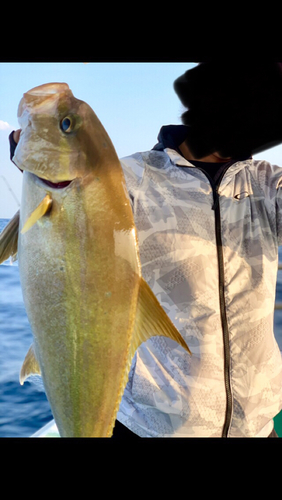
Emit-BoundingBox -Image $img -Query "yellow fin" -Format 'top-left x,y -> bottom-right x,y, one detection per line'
130,277 -> 191,358
21,194 -> 52,234
20,344 -> 41,385
107,278 -> 192,437
0,210 -> 20,264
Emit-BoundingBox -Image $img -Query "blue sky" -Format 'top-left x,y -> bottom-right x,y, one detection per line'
1,62 -> 282,218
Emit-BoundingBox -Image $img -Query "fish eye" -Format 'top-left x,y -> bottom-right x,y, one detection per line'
60,116 -> 73,133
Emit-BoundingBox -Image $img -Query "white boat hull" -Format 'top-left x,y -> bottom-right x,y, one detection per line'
31,420 -> 60,437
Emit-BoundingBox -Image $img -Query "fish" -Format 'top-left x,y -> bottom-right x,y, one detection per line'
0,82 -> 191,437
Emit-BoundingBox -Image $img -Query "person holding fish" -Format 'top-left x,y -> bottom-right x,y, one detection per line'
4,62 -> 282,437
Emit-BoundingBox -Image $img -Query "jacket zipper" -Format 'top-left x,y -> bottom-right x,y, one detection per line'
195,165 -> 233,437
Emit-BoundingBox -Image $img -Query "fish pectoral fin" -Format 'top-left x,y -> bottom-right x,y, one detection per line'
21,194 -> 52,234
0,210 -> 19,264
130,277 -> 191,358
20,343 -> 41,385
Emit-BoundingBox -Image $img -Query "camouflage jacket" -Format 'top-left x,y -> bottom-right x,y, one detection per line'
117,126 -> 282,437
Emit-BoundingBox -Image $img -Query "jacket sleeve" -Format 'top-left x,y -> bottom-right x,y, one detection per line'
247,160 -> 282,246
276,178 -> 282,246
266,161 -> 282,246
120,153 -> 145,213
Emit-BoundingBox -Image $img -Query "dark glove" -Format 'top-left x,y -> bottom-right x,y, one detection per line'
9,131 -> 23,172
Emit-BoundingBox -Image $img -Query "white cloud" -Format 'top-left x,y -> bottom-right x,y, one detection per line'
0,120 -> 12,130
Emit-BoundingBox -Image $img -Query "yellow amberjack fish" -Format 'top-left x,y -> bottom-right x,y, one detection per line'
0,82 -> 191,437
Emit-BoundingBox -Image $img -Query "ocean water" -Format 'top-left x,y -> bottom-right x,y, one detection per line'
1,218 -> 282,437
0,219 -> 52,437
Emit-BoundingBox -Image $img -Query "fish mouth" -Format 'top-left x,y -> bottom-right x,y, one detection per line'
37,177 -> 74,189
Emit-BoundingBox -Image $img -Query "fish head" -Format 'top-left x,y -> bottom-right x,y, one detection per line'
13,82 -> 118,188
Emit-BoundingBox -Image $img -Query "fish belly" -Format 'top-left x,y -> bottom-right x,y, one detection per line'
18,172 -> 140,436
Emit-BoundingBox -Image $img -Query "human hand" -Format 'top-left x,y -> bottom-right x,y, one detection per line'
9,129 -> 23,171
13,129 -> 21,144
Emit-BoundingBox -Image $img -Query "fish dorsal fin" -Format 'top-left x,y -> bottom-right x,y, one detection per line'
20,343 -> 41,385
21,194 -> 52,234
130,277 -> 191,359
0,210 -> 20,264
